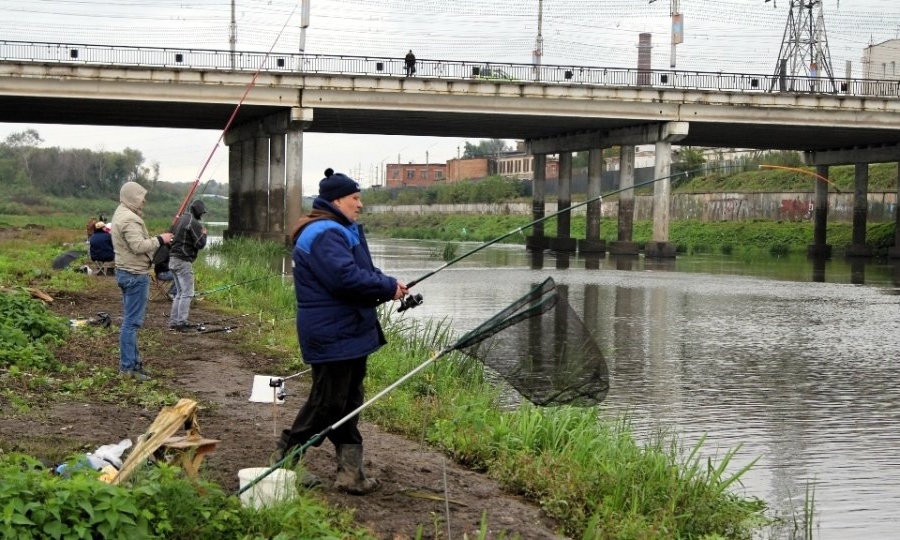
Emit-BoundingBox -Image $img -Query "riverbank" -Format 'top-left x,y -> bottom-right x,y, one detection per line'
361,212 -> 898,258
0,219 -> 777,538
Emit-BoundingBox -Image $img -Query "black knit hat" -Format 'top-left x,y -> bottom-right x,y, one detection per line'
318,169 -> 360,201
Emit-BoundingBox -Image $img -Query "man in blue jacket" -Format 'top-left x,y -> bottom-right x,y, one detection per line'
277,169 -> 407,495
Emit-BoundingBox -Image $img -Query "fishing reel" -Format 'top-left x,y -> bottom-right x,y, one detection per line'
268,377 -> 287,401
397,293 -> 424,313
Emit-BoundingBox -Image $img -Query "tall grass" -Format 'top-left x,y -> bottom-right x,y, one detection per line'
203,237 -> 772,537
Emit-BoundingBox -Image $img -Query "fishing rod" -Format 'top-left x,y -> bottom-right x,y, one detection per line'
758,164 -> 843,193
238,345 -> 453,497
406,164 -> 714,288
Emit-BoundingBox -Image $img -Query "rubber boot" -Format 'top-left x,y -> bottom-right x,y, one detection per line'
333,444 -> 379,495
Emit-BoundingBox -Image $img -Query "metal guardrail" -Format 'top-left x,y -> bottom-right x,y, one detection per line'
2,39 -> 900,98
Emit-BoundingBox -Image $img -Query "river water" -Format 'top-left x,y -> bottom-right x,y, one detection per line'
366,238 -> 900,539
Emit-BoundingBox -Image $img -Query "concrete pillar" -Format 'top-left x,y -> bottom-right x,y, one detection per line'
807,164 -> 832,258
549,152 -> 576,252
285,108 -> 313,246
252,130 -> 269,233
609,144 -> 639,255
267,133 -> 286,240
645,141 -> 677,258
235,138 -> 256,235
284,129 -> 303,244
579,148 -> 606,254
526,153 -> 547,250
891,161 -> 900,259
225,142 -> 243,239
846,162 -> 873,257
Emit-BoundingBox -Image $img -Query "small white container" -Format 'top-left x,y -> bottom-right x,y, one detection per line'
237,467 -> 298,509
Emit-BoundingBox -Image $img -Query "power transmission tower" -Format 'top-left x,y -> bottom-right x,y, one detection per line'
772,0 -> 836,92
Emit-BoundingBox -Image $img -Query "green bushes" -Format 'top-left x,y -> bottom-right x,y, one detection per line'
0,454 -> 369,540
0,292 -> 68,370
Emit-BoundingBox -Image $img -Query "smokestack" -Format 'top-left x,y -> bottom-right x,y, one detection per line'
637,33 -> 652,86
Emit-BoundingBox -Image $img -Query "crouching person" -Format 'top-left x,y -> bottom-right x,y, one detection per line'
277,169 -> 407,495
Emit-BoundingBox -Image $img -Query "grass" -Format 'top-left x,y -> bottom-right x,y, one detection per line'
2,216 -> 821,539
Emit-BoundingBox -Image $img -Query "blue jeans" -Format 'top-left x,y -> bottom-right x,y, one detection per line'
116,269 -> 150,372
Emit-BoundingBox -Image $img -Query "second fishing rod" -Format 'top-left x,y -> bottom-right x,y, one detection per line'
396,161 -> 826,309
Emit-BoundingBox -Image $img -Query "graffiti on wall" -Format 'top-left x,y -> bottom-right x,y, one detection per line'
708,198 -> 749,221
780,198 -> 814,221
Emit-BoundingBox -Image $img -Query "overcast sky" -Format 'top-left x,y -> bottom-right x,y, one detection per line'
1,0 -> 899,193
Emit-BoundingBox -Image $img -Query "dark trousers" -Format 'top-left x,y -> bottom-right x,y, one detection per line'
280,357 -> 367,451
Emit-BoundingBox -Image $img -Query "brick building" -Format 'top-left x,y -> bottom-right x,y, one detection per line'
446,158 -> 490,182
384,163 -> 448,188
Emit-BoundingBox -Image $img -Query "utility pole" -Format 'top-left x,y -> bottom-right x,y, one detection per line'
772,0 -> 836,92
299,0 -> 310,54
649,0 -> 682,68
229,0 -> 237,69
532,0 -> 543,81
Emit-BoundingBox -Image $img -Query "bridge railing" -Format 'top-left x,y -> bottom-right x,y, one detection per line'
2,39 -> 899,99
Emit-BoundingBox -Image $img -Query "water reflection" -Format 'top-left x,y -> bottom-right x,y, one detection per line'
369,238 -> 900,539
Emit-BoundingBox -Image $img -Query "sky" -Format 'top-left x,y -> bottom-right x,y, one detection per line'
1,0 -> 899,194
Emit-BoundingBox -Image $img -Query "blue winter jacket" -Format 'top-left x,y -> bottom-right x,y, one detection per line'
292,198 -> 397,363
89,230 -> 115,262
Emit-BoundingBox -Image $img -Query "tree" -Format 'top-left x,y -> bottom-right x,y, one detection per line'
462,139 -> 511,159
4,129 -> 43,183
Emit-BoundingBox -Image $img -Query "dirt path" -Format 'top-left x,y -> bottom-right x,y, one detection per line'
0,276 -> 566,539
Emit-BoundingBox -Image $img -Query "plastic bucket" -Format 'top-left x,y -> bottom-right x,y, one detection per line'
237,467 -> 298,509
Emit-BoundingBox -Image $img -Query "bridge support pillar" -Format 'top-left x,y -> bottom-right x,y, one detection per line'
891,161 -> 900,259
609,145 -> 639,256
224,108 -> 312,245
579,147 -> 607,254
251,129 -> 269,235
549,152 -> 577,252
846,163 -> 873,257
526,154 -> 548,250
645,141 -> 677,258
807,164 -> 833,258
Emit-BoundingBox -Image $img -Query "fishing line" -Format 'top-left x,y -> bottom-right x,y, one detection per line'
193,272 -> 290,297
758,164 -> 844,193
406,163 -> 736,288
171,2 -> 301,224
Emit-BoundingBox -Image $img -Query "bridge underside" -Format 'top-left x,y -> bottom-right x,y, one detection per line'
3,94 -> 900,153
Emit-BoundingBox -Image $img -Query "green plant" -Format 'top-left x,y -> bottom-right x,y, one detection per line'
0,292 -> 68,370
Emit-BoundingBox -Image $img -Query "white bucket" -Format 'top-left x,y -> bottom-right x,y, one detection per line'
238,467 -> 298,509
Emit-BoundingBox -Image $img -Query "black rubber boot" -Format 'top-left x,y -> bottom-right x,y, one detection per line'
333,444 -> 379,495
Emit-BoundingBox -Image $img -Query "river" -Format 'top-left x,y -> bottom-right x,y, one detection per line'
366,237 -> 900,539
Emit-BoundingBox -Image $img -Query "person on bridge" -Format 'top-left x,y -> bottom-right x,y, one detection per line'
404,50 -> 416,77
111,181 -> 173,382
277,168 -> 407,495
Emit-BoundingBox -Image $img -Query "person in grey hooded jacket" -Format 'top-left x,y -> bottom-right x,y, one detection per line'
168,199 -> 208,331
111,181 -> 173,381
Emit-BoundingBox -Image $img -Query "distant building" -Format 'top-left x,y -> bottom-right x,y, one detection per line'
495,152 -> 558,181
862,38 -> 900,81
446,157 -> 490,182
384,163 -> 448,188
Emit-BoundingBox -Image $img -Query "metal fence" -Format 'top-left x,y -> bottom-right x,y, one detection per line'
2,39 -> 899,98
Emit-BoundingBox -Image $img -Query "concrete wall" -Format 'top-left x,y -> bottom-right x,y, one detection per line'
367,191 -> 898,223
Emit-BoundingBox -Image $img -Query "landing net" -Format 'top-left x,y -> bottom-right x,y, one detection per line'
449,277 -> 609,407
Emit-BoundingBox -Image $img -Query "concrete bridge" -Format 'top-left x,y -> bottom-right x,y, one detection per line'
1,40 -> 899,257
